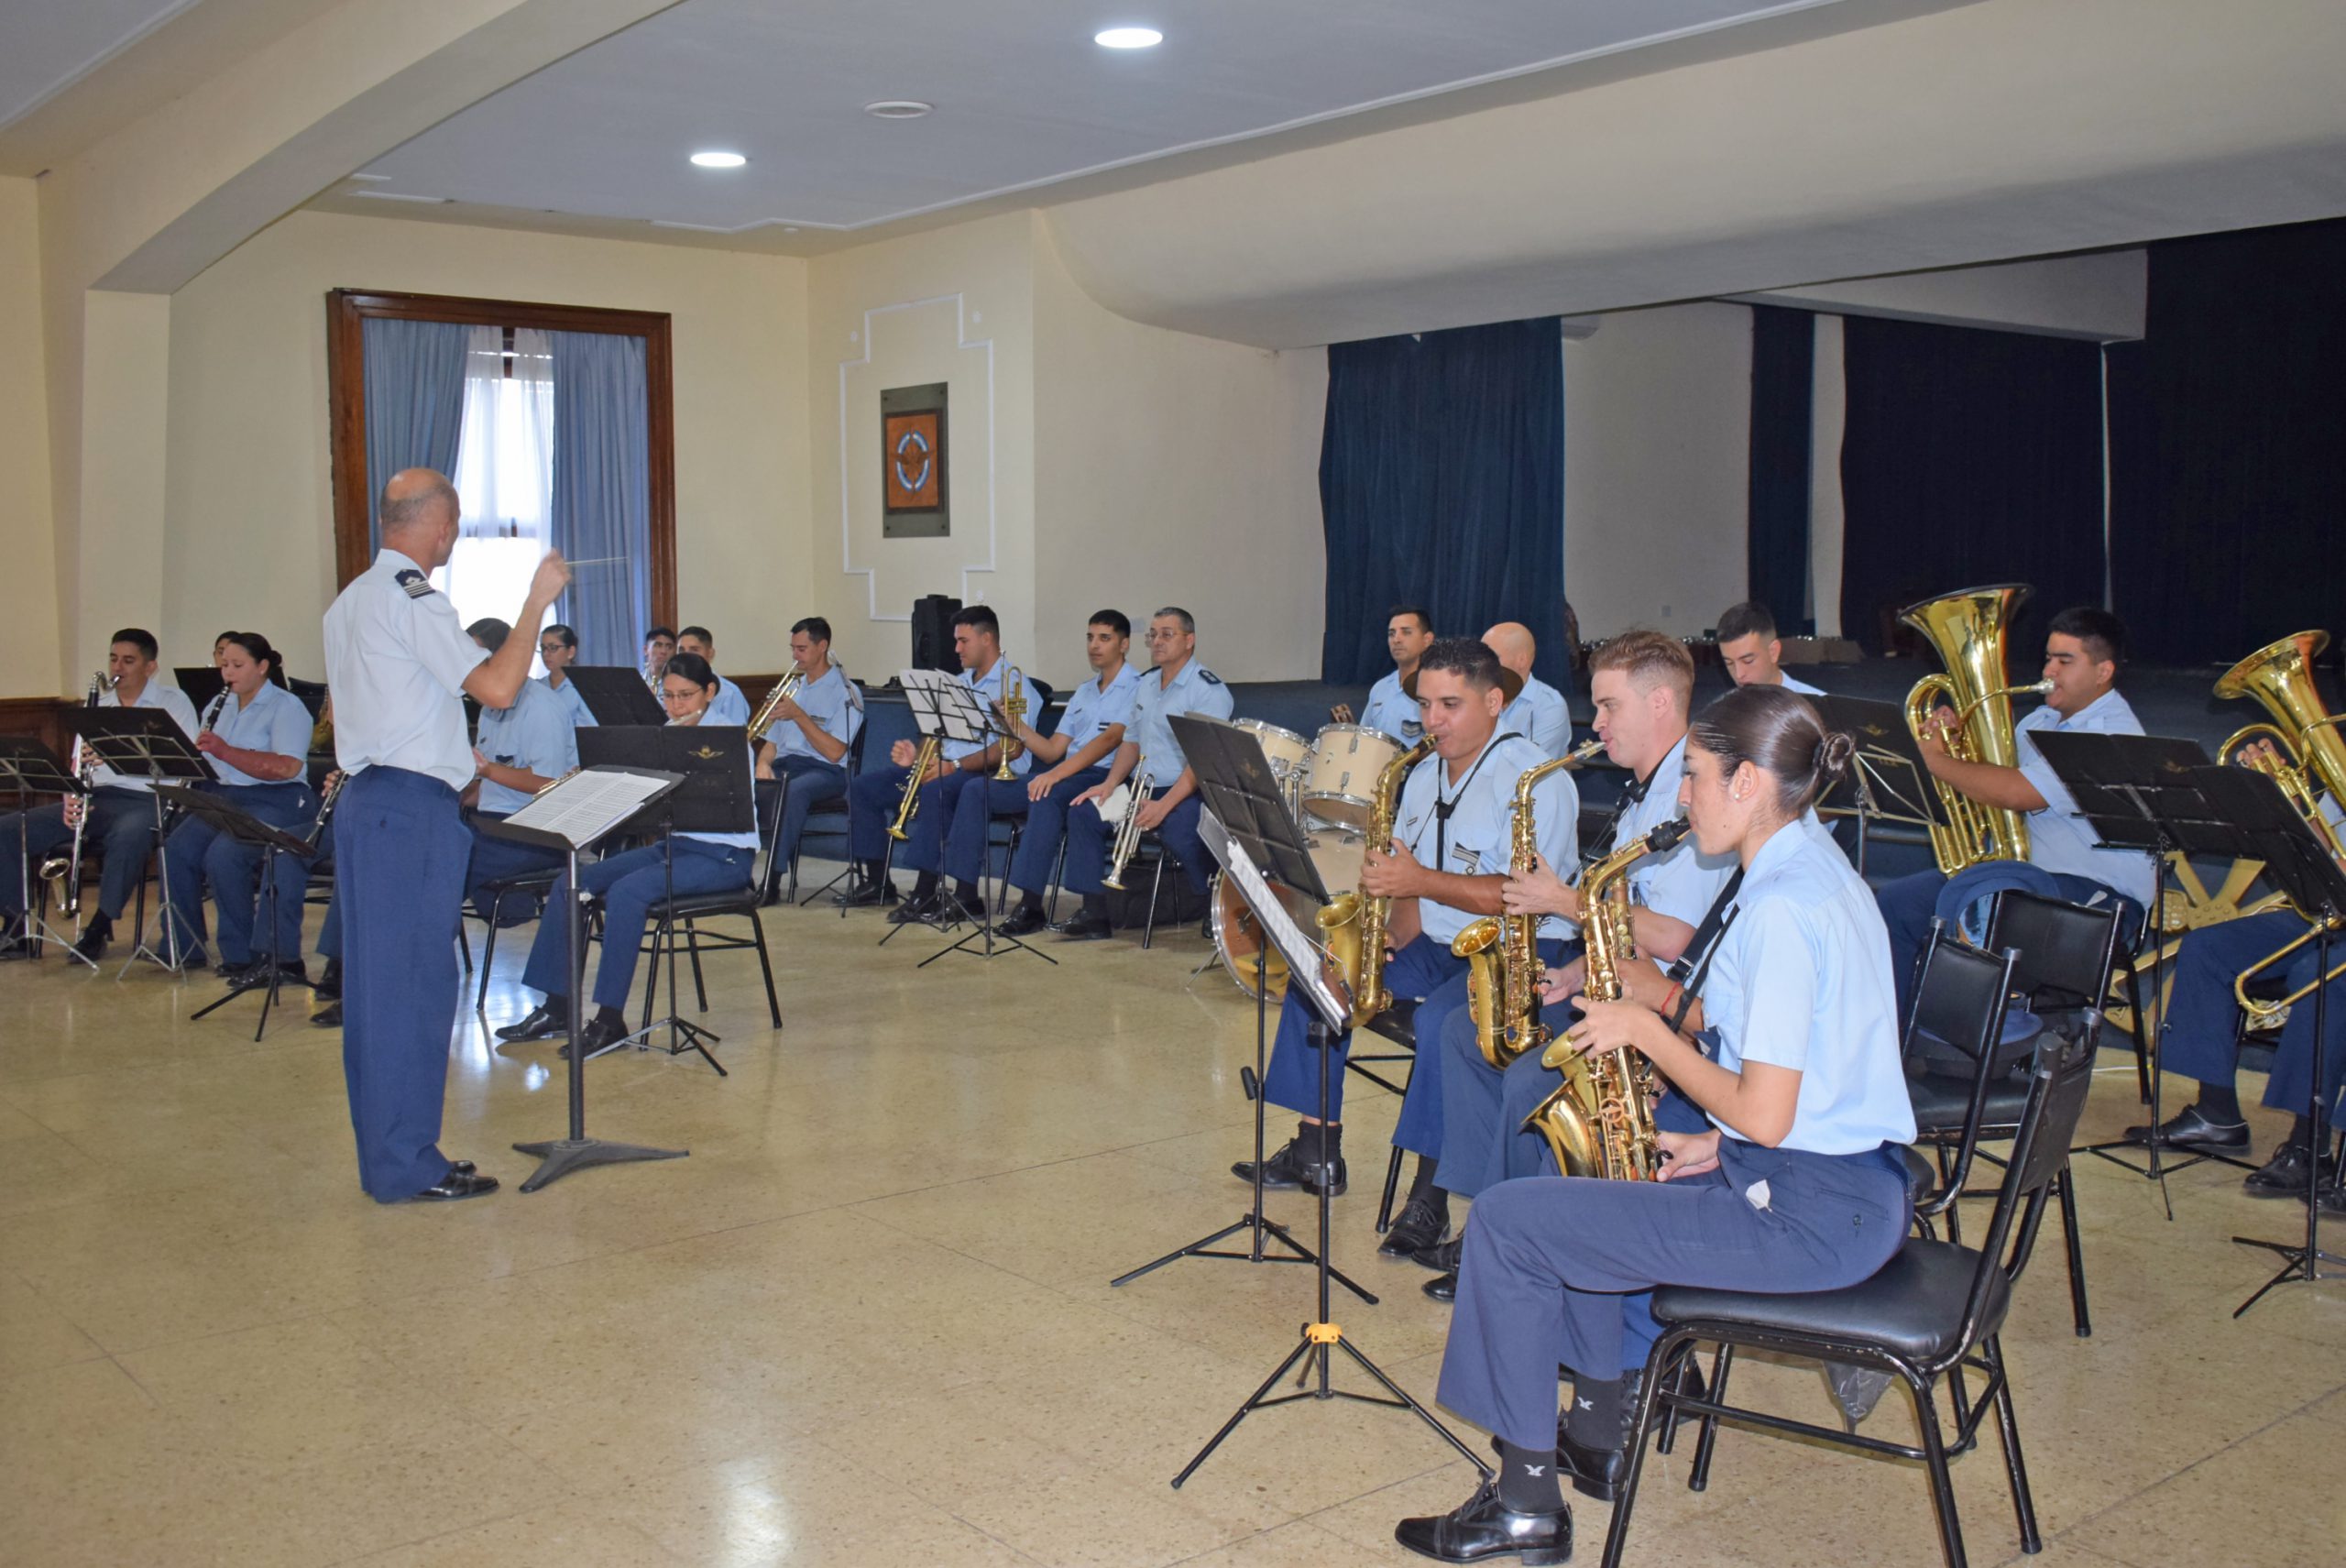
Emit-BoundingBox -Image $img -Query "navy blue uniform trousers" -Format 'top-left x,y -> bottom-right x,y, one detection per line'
1430,938 -> 1581,1197
522,839 -> 755,1011
1063,789 -> 1215,895
2158,907 -> 2346,1124
1260,934 -> 1468,1130
162,780 -> 315,966
336,767 -> 469,1202
1437,1138 -> 1911,1450
0,787 -> 158,919
1004,767 -> 1106,895
770,755 -> 849,870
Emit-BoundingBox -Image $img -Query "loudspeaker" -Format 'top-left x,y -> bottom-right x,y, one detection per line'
910,594 -> 962,674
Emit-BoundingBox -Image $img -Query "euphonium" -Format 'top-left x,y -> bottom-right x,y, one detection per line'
1901,584 -> 2038,874
994,665 -> 1026,781
1453,739 -> 1606,1069
747,671 -> 804,740
1316,735 -> 1434,1026
1102,753 -> 1149,891
1521,817 -> 1690,1182
886,734 -> 943,841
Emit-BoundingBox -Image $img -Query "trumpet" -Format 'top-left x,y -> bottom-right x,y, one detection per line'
994,665 -> 1027,781
1102,755 -> 1150,891
748,671 -> 804,740
887,735 -> 943,840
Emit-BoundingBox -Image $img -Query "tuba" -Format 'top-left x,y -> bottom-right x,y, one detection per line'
1901,585 -> 2042,874
1452,739 -> 1606,1069
1521,817 -> 1690,1182
1315,735 -> 1435,1025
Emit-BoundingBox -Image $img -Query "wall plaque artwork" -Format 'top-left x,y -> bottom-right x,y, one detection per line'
881,381 -> 949,538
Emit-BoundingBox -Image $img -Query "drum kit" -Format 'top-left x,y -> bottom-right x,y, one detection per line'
1210,719 -> 1409,1001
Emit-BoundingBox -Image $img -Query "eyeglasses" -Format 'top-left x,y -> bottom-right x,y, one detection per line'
660,688 -> 702,705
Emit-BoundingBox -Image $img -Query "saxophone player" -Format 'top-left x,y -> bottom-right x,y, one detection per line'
1234,639 -> 1578,1199
1396,687 -> 1913,1560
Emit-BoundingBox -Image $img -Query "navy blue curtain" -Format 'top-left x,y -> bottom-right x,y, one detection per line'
1837,315 -> 2106,656
361,317 -> 468,552
2109,217 -> 2346,666
548,331 -> 652,667
1747,304 -> 1815,635
1319,318 -> 1566,687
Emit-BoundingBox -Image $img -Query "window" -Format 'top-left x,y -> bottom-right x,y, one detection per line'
440,325 -> 554,661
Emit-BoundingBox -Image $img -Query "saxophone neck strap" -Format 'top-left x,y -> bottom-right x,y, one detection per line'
1663,869 -> 1746,1034
1426,731 -> 1522,866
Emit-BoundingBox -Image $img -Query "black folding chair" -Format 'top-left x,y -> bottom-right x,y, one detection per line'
1899,924 -> 2023,1237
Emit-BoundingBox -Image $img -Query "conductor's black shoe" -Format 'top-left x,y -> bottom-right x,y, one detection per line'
495,1003 -> 570,1043
2120,1104 -> 2250,1152
1381,1195 -> 1450,1258
1413,1236 -> 1464,1275
1057,911 -> 1115,941
310,1000 -> 342,1028
1423,1271 -> 1458,1302
997,905 -> 1049,937
571,1010 -> 630,1060
397,1168 -> 499,1203
312,957 -> 342,1003
71,914 -> 112,963
2243,1140 -> 2336,1197
1231,1137 -> 1347,1196
1393,1474 -> 1572,1566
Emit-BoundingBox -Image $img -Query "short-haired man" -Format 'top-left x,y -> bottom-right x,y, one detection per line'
674,626 -> 751,728
1234,637 -> 1580,1201
842,605 -> 1028,918
994,611 -> 1141,936
0,630 -> 201,962
1486,622 -> 1573,758
1716,601 -> 1823,695
1356,605 -> 1436,744
753,617 -> 863,895
641,627 -> 676,695
1057,608 -> 1234,940
535,623 -> 596,728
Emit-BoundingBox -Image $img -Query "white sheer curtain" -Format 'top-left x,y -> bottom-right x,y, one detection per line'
438,324 -> 554,667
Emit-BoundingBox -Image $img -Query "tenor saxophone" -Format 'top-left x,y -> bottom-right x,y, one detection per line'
1315,736 -> 1434,1025
1452,739 -> 1605,1069
1521,817 -> 1689,1181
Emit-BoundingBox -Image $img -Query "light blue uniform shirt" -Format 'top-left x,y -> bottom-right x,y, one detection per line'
474,679 -> 579,816
1781,673 -> 1825,696
1696,819 -> 1918,1154
2017,687 -> 2156,909
706,674 -> 751,729
324,548 -> 489,791
1053,663 -> 1142,756
1500,674 -> 1573,759
539,673 -> 596,729
1617,735 -> 1740,928
767,664 -> 863,765
1129,657 -> 1234,789
944,658 -> 1033,776
1392,732 -> 1581,948
206,680 -> 314,788
1356,669 -> 1424,746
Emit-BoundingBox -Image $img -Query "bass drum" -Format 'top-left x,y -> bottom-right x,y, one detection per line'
1211,830 -> 1365,1002
1302,725 -> 1406,829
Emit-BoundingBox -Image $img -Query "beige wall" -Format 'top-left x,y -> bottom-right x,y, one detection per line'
0,178 -> 60,696
158,208 -> 809,680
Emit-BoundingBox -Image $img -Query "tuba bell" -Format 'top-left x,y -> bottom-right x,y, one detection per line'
1901,584 -> 2040,874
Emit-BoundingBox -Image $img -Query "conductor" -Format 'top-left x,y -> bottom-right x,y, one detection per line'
324,469 -> 568,1203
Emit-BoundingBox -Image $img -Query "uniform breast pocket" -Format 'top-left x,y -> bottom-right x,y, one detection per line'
1451,837 -> 1496,876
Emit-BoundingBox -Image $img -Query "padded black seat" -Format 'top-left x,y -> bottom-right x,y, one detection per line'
1365,998 -> 1419,1047
1910,1070 -> 2033,1131
1654,1238 -> 2010,1367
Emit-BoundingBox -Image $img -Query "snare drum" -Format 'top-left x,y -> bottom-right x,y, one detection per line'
1233,718 -> 1312,780
1302,724 -> 1407,829
1211,830 -> 1365,1002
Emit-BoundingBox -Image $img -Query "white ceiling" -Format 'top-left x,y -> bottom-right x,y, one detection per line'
0,0 -> 202,129
349,0 -> 1870,235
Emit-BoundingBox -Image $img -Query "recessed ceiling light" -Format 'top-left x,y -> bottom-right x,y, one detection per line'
864,100 -> 933,119
1094,27 -> 1162,49
689,150 -> 748,169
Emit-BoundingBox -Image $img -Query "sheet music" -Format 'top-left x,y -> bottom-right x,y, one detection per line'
1203,813 -> 1350,1028
503,769 -> 673,847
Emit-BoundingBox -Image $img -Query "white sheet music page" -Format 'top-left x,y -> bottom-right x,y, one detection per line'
503,768 -> 673,847
1201,813 -> 1351,1028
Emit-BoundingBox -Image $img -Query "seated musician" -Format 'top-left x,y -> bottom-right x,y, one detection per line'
1396,688 -> 1913,1562
990,610 -> 1141,936
1232,637 -> 1572,1195
1399,630 -> 1738,1289
674,626 -> 751,727
1485,622 -> 1573,759
0,630 -> 200,962
497,652 -> 757,1057
536,622 -> 597,728
641,626 -> 676,696
1716,599 -> 1824,695
1873,608 -> 2154,1019
161,631 -> 320,986
1056,608 -> 1233,940
1354,605 -> 1435,744
839,605 -> 1022,916
751,616 -> 863,887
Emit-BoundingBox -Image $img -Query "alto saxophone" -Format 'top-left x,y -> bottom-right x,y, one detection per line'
1452,739 -> 1606,1069
1316,736 -> 1434,1026
1521,817 -> 1690,1181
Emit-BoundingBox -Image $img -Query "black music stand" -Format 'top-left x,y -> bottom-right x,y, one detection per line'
921,672 -> 1056,967
877,672 -> 1008,952
65,708 -> 213,975
565,665 -> 668,727
581,725 -> 755,1073
1810,694 -> 1943,875
0,737 -> 91,965
173,666 -> 225,718
154,784 -> 316,1039
481,763 -> 687,1190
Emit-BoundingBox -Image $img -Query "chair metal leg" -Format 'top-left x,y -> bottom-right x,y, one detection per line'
1599,1334 -> 1681,1568
1981,1335 -> 2040,1554
640,914 -> 662,1033
1912,1374 -> 1971,1568
2055,1165 -> 2091,1337
685,920 -> 708,1012
1376,1146 -> 1405,1233
750,910 -> 781,1027
2123,958 -> 2153,1104
1687,1342 -> 1735,1491
476,891 -> 502,1016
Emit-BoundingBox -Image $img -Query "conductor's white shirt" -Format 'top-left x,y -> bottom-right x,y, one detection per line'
323,548 -> 489,792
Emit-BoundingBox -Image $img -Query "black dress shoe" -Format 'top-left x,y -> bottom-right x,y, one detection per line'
1394,1474 -> 1571,1565
2319,1177 -> 2346,1215
495,1003 -> 570,1043
2121,1104 -> 2250,1152
2243,1140 -> 2337,1198
397,1168 -> 499,1203
1423,1271 -> 1457,1302
312,958 -> 342,1003
274,959 -> 310,986
71,916 -> 112,964
571,1010 -> 630,1060
1381,1194 -> 1450,1257
1231,1137 -> 1347,1196
1555,1357 -> 1705,1500
1414,1236 -> 1464,1275
997,905 -> 1049,937
1057,910 -> 1114,941
310,1000 -> 343,1028
835,878 -> 896,909
887,891 -> 940,925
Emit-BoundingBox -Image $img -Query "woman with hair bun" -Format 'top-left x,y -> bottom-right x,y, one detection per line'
1396,684 -> 1916,1566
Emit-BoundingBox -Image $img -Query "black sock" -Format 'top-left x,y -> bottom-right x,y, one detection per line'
542,994 -> 571,1020
911,871 -> 938,900
858,859 -> 884,884
1083,892 -> 1108,916
2286,1113 -> 2317,1150
2196,1084 -> 2243,1124
1408,1154 -> 1444,1201
1495,1438 -> 1565,1513
83,910 -> 112,936
953,881 -> 982,909
1566,1376 -> 1624,1452
1017,890 -> 1044,912
1297,1121 -> 1342,1163
594,1004 -> 626,1029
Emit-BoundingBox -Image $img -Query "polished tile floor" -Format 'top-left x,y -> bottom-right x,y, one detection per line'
2,901 -> 2341,1567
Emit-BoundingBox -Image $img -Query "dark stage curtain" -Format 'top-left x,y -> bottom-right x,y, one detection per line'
1747,304 -> 1815,635
1838,315 -> 2107,656
2109,217 -> 2346,667
1319,318 -> 1566,687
